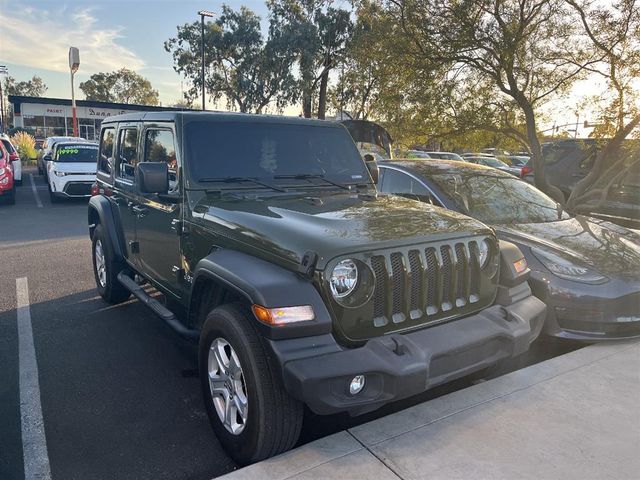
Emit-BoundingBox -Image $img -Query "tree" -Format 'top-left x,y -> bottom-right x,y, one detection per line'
563,0 -> 640,213
79,68 -> 160,105
165,5 -> 298,114
267,0 -> 352,118
3,75 -> 48,97
367,0 -> 602,202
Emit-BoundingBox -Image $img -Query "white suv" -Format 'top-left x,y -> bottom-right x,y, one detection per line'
0,134 -> 21,186
47,141 -> 98,203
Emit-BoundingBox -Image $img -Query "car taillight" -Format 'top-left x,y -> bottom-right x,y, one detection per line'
520,166 -> 533,178
90,182 -> 100,196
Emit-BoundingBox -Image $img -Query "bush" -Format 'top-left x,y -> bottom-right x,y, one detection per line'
10,131 -> 38,164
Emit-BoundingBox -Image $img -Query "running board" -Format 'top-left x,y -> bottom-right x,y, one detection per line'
117,272 -> 199,341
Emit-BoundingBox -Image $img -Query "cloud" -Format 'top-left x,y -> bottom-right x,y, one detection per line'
0,5 -> 145,74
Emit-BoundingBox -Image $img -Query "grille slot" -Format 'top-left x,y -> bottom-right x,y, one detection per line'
440,245 -> 453,311
368,238 -> 489,328
371,256 -> 388,327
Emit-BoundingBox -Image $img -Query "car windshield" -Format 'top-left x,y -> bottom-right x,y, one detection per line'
479,157 -> 508,168
55,144 -> 98,163
186,121 -> 370,185
429,171 -> 570,224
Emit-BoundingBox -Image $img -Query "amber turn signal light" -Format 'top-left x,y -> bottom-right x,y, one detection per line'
252,305 -> 315,326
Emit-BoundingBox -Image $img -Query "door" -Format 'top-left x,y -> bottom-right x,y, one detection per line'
112,124 -> 141,264
135,125 -> 183,296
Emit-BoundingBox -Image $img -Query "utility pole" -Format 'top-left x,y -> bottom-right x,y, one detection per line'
198,10 -> 215,111
0,65 -> 7,133
69,47 -> 80,137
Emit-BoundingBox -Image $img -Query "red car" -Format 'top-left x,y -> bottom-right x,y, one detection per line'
0,141 -> 16,205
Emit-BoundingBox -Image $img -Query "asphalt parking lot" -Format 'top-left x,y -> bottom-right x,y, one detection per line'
0,167 -> 583,480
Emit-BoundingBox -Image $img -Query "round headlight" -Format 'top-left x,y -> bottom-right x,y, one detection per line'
478,239 -> 491,268
330,259 -> 358,299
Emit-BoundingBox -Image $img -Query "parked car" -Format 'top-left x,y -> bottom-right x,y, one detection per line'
0,141 -> 16,204
482,148 -> 511,156
378,159 -> 640,341
402,149 -> 432,158
521,157 -> 639,230
47,141 -> 98,202
0,134 -> 21,186
580,168 -> 640,230
89,112 -> 545,465
38,136 -> 85,177
506,155 -> 530,167
424,151 -> 464,161
463,155 -> 522,176
461,152 -> 494,158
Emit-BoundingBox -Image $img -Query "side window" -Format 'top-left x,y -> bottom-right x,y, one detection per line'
380,169 -> 435,203
98,127 -> 115,174
117,128 -> 139,180
144,129 -> 178,191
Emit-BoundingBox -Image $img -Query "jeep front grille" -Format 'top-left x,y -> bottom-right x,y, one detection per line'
369,239 -> 485,328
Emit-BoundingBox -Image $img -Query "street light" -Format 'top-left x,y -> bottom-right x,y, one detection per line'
198,9 -> 215,111
69,47 -> 80,137
0,65 -> 8,133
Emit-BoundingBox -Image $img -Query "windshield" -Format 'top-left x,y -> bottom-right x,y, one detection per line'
55,144 -> 98,163
479,157 -> 508,168
186,121 -> 370,185
429,172 -> 570,224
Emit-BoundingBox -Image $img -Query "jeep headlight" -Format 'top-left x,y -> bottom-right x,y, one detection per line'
478,238 -> 491,268
532,247 -> 607,284
330,259 -> 358,299
53,170 -> 66,177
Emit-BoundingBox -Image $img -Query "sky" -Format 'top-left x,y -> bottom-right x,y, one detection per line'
0,0 -> 610,136
0,0 -> 270,108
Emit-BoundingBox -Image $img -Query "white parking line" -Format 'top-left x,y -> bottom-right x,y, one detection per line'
29,174 -> 43,208
16,277 -> 52,480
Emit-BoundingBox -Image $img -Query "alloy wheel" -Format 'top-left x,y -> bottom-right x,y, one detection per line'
207,337 -> 249,435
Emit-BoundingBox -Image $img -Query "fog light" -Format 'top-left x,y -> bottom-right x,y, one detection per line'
349,375 -> 366,395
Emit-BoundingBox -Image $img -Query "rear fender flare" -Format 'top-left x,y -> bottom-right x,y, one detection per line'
88,195 -> 126,262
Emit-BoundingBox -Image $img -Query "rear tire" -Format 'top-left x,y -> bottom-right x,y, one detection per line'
91,224 -> 131,304
199,303 -> 303,465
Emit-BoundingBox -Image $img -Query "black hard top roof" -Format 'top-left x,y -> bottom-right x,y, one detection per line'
101,111 -> 340,128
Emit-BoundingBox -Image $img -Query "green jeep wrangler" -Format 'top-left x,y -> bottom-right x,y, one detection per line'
88,112 -> 546,465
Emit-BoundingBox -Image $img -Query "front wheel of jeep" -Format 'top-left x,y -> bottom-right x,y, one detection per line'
199,303 -> 303,465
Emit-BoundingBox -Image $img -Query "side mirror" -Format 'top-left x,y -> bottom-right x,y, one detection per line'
366,160 -> 379,184
137,162 -> 169,195
43,154 -> 52,161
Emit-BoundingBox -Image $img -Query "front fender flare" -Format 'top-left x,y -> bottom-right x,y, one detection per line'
193,249 -> 333,340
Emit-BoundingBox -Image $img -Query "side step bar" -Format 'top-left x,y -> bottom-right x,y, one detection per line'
117,272 -> 199,341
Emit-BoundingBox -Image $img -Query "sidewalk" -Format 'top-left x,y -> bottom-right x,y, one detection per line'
220,340 -> 640,480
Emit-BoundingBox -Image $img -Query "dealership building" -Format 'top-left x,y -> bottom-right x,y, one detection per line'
8,95 -> 190,141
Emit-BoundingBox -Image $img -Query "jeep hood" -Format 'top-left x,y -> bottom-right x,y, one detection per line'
190,191 -> 492,269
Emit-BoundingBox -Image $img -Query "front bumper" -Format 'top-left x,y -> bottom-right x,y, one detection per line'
529,272 -> 640,341
269,295 -> 546,416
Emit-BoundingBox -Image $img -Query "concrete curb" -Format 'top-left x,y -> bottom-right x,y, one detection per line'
219,340 -> 640,480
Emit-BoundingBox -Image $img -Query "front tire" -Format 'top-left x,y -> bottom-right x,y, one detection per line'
199,303 -> 303,465
6,186 -> 16,205
91,224 -> 131,304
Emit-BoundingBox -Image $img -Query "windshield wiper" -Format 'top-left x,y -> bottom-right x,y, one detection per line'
199,176 -> 287,193
274,174 -> 351,190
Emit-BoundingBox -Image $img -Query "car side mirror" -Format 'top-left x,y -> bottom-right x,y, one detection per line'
137,162 -> 169,195
366,160 -> 379,184
43,154 -> 52,161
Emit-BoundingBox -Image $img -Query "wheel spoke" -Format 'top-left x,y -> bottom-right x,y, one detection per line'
228,351 -> 242,377
208,373 -> 227,396
233,394 -> 248,421
224,393 -> 235,430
